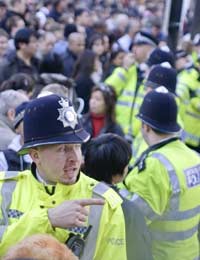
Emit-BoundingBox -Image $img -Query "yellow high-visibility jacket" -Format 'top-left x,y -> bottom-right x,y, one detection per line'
182,97 -> 200,149
124,139 -> 200,260
105,65 -> 144,137
0,169 -> 152,260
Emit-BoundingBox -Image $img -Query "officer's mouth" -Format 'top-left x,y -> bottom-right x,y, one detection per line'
63,167 -> 78,175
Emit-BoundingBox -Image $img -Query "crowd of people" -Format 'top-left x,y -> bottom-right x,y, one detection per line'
0,0 -> 200,259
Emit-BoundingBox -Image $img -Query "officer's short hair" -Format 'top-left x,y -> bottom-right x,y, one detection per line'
0,90 -> 28,116
39,83 -> 68,98
84,133 -> 131,184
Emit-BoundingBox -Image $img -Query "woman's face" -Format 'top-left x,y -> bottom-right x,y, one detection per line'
92,39 -> 104,56
89,90 -> 106,115
113,52 -> 125,66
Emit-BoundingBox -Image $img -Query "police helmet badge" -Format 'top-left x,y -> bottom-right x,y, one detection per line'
57,98 -> 78,129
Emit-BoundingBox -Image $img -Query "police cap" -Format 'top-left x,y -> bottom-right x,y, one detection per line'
137,87 -> 180,134
19,95 -> 90,155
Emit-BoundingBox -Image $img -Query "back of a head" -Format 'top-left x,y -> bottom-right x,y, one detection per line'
64,23 -> 77,39
84,133 -> 131,184
145,64 -> 177,94
39,52 -> 64,74
1,73 -> 34,94
74,8 -> 88,19
0,90 -> 28,116
3,234 -> 78,260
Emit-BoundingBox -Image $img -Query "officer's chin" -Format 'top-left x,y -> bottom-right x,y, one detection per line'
60,172 -> 80,185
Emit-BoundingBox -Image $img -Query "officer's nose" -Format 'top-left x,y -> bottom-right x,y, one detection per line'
67,146 -> 80,162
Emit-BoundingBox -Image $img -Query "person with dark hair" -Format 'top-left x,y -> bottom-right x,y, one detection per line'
84,133 -> 131,184
103,49 -> 125,79
39,52 -> 64,74
2,0 -> 26,30
73,49 -> 97,113
87,33 -> 104,58
53,23 -> 78,57
61,32 -> 85,77
84,133 -> 152,260
74,8 -> 91,36
0,27 -> 40,83
48,0 -> 66,22
5,15 -> 25,52
81,84 -> 124,155
0,73 -> 34,98
0,1 -> 7,30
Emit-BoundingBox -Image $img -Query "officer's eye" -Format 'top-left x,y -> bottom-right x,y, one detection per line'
57,145 -> 65,153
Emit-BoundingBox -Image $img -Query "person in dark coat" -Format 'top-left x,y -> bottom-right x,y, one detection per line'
0,27 -> 40,84
61,32 -> 85,78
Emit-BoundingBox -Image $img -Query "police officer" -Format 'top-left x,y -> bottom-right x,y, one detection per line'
105,31 -> 158,137
0,94 -> 146,260
122,87 -> 200,260
129,64 -> 180,165
175,50 -> 200,152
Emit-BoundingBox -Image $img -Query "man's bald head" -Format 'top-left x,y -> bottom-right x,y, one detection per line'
68,32 -> 85,54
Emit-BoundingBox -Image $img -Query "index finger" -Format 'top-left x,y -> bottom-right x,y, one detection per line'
77,198 -> 105,207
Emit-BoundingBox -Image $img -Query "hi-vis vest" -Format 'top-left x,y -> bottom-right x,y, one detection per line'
182,97 -> 200,149
0,171 -> 127,259
105,65 -> 145,136
123,140 -> 200,260
0,170 -> 152,260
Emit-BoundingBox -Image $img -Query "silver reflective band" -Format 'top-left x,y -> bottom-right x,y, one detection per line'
81,182 -> 109,260
157,204 -> 200,221
117,100 -> 140,109
131,194 -> 158,220
119,188 -> 132,198
152,153 -> 180,210
151,224 -> 198,241
0,171 -> 18,241
182,131 -> 200,143
117,72 -> 126,82
123,90 -> 135,97
186,111 -> 200,120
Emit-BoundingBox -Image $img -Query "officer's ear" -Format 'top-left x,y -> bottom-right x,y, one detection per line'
142,122 -> 151,133
29,148 -> 40,163
7,108 -> 15,121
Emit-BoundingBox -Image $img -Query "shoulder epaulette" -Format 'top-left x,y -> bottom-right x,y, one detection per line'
93,182 -> 122,209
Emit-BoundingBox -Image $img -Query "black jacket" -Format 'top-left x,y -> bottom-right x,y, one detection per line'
0,52 -> 40,84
